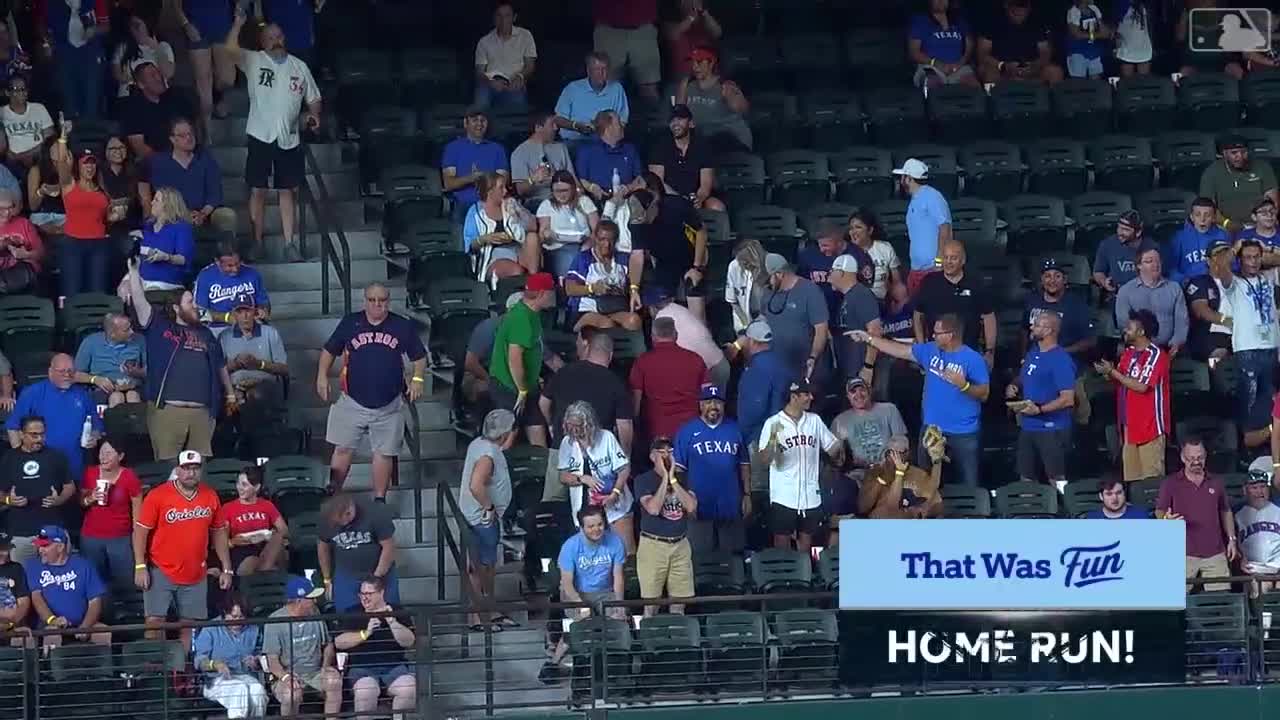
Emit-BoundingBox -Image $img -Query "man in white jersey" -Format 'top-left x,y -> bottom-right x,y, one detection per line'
756,380 -> 843,552
225,9 -> 322,263
1238,457 -> 1280,594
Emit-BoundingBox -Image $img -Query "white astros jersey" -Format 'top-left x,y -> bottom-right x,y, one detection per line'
758,410 -> 838,511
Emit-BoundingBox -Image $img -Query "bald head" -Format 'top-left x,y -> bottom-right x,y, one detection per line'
940,240 -> 966,276
49,353 -> 74,389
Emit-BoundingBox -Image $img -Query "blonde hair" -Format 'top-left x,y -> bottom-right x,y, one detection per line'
734,238 -> 767,277
151,186 -> 191,228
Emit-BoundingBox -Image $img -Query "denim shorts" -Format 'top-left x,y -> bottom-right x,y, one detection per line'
467,520 -> 501,566
347,664 -> 411,686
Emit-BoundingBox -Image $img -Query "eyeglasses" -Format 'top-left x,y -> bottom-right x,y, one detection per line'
365,296 -> 390,303
357,590 -> 378,597
106,145 -> 127,152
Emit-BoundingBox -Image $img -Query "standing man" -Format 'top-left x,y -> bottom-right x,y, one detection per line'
1219,239 -> 1279,433
225,10 -> 323,263
635,436 -> 696,616
914,240 -> 996,369
827,254 -> 882,386
487,273 -> 557,447
554,52 -> 630,143
756,381 -> 844,552
759,253 -> 829,382
797,221 -> 875,320
317,283 -> 428,501
1005,312 -> 1076,485
1092,210 -> 1148,296
0,416 -> 74,562
1236,462 -> 1280,586
1156,437 -> 1237,592
6,354 -> 101,481
735,320 -> 790,503
592,0 -> 660,101
1115,247 -> 1188,354
894,158 -> 953,295
121,256 -> 235,461
629,316 -> 708,444
673,385 -> 749,555
1023,257 -> 1095,361
473,1 -> 538,109
1184,240 -> 1234,364
1095,309 -> 1171,481
133,449 -> 233,648
441,108 -> 510,225
1200,134 -> 1280,230
850,312 -> 991,487
540,330 -> 634,461
627,187 -> 709,322
646,285 -> 728,391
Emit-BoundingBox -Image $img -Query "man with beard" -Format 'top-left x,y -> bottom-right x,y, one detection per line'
759,253 -> 829,382
1095,309 -> 1171,481
120,255 -> 236,461
673,385 -> 749,554
1022,257 -> 1095,361
1219,239 -> 1279,432
1084,477 -> 1148,519
894,158 -> 952,295
1006,312 -> 1076,485
0,416 -> 74,562
855,435 -> 942,527
1093,210 -> 1148,296
1200,134 -> 1279,230
647,104 -> 723,211
757,381 -> 844,552
225,9 -> 322,262
1236,458 -> 1280,593
1157,437 -> 1236,592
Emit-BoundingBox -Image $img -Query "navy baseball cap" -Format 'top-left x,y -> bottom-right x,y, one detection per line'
789,380 -> 813,395
232,293 -> 256,310
699,384 -> 724,402
0,531 -> 11,548
285,576 -> 325,600
34,525 -> 69,547
1208,239 -> 1233,256
1040,257 -> 1063,274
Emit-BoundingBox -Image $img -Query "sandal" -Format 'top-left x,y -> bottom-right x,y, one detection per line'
490,614 -> 520,628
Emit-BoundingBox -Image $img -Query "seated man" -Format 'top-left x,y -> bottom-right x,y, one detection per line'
1237,458 -> 1280,594
74,312 -> 145,408
139,116 -> 237,241
0,532 -> 30,642
195,240 -> 272,336
574,110 -> 644,205
264,577 -> 343,718
647,104 -> 724,211
334,575 -> 416,717
24,525 -> 110,648
854,435 -> 942,526
976,0 -> 1065,85
1085,476 -> 1149,519
219,294 -> 288,428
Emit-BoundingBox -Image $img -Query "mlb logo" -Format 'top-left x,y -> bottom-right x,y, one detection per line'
1188,8 -> 1272,53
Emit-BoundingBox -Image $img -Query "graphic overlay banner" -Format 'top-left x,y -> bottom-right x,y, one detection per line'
1188,8 -> 1271,53
839,519 -> 1186,611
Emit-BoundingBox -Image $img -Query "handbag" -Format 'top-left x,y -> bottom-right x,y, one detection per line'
592,294 -> 628,315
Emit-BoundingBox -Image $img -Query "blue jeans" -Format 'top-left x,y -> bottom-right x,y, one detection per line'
473,83 -> 527,109
918,430 -> 981,487
1236,348 -> 1277,431
332,565 -> 400,612
55,42 -> 104,118
80,535 -> 135,589
58,237 -> 110,297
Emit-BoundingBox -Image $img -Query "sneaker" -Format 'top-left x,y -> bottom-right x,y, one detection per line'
284,240 -> 304,263
537,661 -> 565,685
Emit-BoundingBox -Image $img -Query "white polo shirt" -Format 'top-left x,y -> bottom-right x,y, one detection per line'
241,51 -> 321,150
474,26 -> 537,80
758,409 -> 839,511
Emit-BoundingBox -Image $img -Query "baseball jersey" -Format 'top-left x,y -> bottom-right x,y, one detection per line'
323,311 -> 427,410
559,430 -> 633,525
1237,501 -> 1280,569
758,410 -> 839,511
673,417 -> 748,520
1116,343 -> 1171,445
137,480 -> 225,584
215,497 -> 282,543
24,555 -> 106,626
241,50 -> 321,149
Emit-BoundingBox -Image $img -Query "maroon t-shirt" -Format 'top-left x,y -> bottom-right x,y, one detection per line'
628,341 -> 708,441
1156,471 -> 1229,559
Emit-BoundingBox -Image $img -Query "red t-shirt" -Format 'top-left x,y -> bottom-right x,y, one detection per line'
628,341 -> 709,441
216,498 -> 281,542
594,0 -> 656,28
80,466 -> 142,539
0,216 -> 44,273
138,480 -> 224,584
1117,344 -> 1171,445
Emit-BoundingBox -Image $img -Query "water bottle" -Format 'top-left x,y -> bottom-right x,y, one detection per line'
80,416 -> 93,448
611,168 -> 621,195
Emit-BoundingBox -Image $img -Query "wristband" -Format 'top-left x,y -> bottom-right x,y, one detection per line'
1222,219 -> 1232,230
929,58 -> 936,67
1272,463 -> 1280,469
323,578 -> 332,585
259,360 -> 266,370
207,659 -> 216,671
45,615 -> 55,625
894,469 -> 906,477
90,375 -> 97,385
411,376 -> 424,383
961,381 -> 971,392
862,362 -> 874,369
359,629 -> 369,641
134,563 -> 146,570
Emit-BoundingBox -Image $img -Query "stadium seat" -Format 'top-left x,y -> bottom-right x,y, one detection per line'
749,547 -> 813,594
1222,472 -> 1248,506
1137,188 -> 1196,245
872,198 -> 910,258
381,164 -> 445,232
893,144 -> 958,198
969,252 -> 1027,307
241,570 -> 290,616
799,202 -> 856,236
958,140 -> 1024,201
336,49 -> 396,129
949,197 -> 1000,253
693,551 -> 747,596
733,205 -> 801,260
358,106 -> 421,187
0,647 -> 22,720
103,403 -> 151,459
1242,68 -> 1280,128
45,643 -> 115,718
264,455 -> 328,516
427,277 -> 490,323
132,460 -> 175,489
748,91 -> 799,153
203,458 -> 245,500
720,35 -> 784,93
1062,480 -> 1103,517
1001,194 -> 1069,255
927,84 -> 989,146
286,510 -> 321,567
1185,592 -> 1248,676
844,28 -> 911,89
1227,126 -> 1280,160
780,32 -> 843,91
1115,74 -> 1177,134
59,293 -> 123,351
700,208 -> 732,250
994,480 -> 1059,517
715,152 -> 768,209
863,87 -> 927,146
399,221 -> 469,304
1128,476 -> 1163,510
1176,72 -> 1241,132
10,350 -> 53,387
505,445 -> 549,490
0,295 -> 55,354
1154,131 -> 1217,192
568,617 -> 634,702
116,640 -> 193,718
1171,356 -> 1212,407
800,91 -> 866,151
1025,138 -> 1088,199
816,545 -> 839,591
636,615 -> 703,694
1050,77 -> 1114,139
1089,135 -> 1156,194
704,612 -> 767,694
1069,191 -> 1134,259
1210,355 -> 1237,400
990,80 -> 1051,142
68,117 -> 118,156
772,608 -> 839,687
830,146 -> 894,207
1176,417 -> 1239,473
400,47 -> 464,103
767,150 -> 832,211
1031,251 -> 1091,287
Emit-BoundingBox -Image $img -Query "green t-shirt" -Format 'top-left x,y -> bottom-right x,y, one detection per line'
1200,158 -> 1278,226
488,301 -> 543,393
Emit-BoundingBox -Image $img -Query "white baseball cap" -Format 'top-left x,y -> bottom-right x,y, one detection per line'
831,255 -> 859,274
892,158 -> 930,180
177,450 -> 203,467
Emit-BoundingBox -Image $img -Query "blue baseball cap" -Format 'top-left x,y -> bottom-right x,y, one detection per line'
285,576 -> 325,600
232,293 -> 256,309
1207,239 -> 1233,256
699,384 -> 724,402
34,525 -> 69,547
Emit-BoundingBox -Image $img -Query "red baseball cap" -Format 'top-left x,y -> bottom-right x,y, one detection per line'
689,47 -> 717,64
525,272 -> 555,292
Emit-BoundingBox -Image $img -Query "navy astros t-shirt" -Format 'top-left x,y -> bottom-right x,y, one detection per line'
324,311 -> 428,409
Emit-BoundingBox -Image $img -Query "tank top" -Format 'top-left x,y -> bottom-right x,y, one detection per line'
63,184 -> 109,240
683,78 -> 753,149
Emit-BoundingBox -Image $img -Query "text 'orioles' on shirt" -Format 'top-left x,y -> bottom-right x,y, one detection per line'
758,409 -> 839,512
323,310 -> 427,410
137,480 -> 224,585
1237,501 -> 1280,568
23,554 -> 106,626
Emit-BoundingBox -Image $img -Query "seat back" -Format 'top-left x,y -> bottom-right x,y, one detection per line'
1051,77 -> 1114,138
749,547 -> 812,592
59,293 -> 124,350
1154,131 -> 1217,191
1069,191 -> 1134,257
995,480 -> 1060,517
1138,188 -> 1196,245
1001,194 -> 1068,254
264,455 -> 328,497
0,295 -> 55,352
949,197 -> 999,251
893,144 -> 958,198
715,152 -> 767,207
733,204 -> 800,243
505,445 -> 550,487
1128,476 -> 1164,510
767,149 -> 831,210
991,80 -> 1051,140
844,29 -> 910,88
1226,126 -> 1280,160
1242,69 -> 1280,127
831,146 -> 894,206
799,202 -> 857,236
927,85 -> 989,144
203,458 -> 246,500
1088,134 -> 1155,193
1062,480 -> 1103,517
1025,138 -> 1088,198
817,545 -> 840,590
427,277 -> 490,316
240,570 -> 290,616
864,87 -> 927,145
959,140 -> 1024,201
1176,72 -> 1241,131
1116,75 -> 1177,132
133,460 -> 176,490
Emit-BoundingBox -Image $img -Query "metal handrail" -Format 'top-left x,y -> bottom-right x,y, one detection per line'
299,144 -> 352,317
405,399 -> 424,544
436,469 -> 469,604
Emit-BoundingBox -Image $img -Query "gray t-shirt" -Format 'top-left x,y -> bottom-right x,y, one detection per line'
466,317 -> 500,364
683,79 -> 753,149
831,403 -> 907,468
834,283 -> 880,379
320,498 -> 395,576
510,138 -> 575,206
220,323 -> 288,385
262,606 -> 329,674
762,279 -> 829,373
458,437 -> 512,527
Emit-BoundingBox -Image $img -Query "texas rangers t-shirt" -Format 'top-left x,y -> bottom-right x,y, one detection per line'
137,480 -> 224,585
324,311 -> 428,410
24,555 -> 106,626
1237,501 -> 1280,570
758,410 -> 839,511
557,530 -> 625,594
673,417 -> 748,520
216,497 -> 282,544
1018,344 -> 1076,432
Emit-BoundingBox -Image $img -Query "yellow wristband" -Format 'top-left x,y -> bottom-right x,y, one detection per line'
929,58 -> 936,67
259,361 -> 266,370
411,376 -> 424,383
90,375 -> 97,385
961,382 -> 971,392
630,284 -> 639,292
359,630 -> 369,641
45,615 -> 55,624
134,563 -> 146,570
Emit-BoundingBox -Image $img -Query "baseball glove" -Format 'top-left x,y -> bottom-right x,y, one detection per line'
921,425 -> 949,464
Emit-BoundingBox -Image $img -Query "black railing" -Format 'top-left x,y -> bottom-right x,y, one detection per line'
298,144 -> 352,317
405,399 -> 425,544
436,470 -> 469,604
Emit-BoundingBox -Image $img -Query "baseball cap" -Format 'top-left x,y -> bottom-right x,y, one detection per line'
891,158 -> 929,180
463,105 -> 488,119
764,253 -> 790,275
650,435 -> 674,451
285,576 -> 325,600
1118,209 -> 1143,229
641,284 -> 672,306
745,319 -> 773,342
78,147 -> 98,163
33,525 -> 69,547
831,255 -> 859,274
788,380 -> 813,395
177,449 -> 203,467
0,531 -> 12,549
525,272 -> 555,292
688,47 -> 717,64
1208,239 -> 1234,256
845,377 -> 867,391
699,384 -> 724,402
232,293 -> 255,310
671,103 -> 694,120
504,291 -> 523,310
1040,257 -> 1063,275
1219,133 -> 1248,151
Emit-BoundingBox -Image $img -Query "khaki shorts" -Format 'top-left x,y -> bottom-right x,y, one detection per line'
147,403 -> 214,460
325,394 -> 405,456
1187,553 -> 1231,593
636,535 -> 694,600
1122,435 -> 1165,482
274,667 -> 340,696
593,23 -> 661,85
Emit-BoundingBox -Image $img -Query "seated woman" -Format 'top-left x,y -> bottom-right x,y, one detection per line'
463,172 -> 539,284
138,186 -> 195,292
908,0 -> 979,88
0,187 -> 42,294
193,592 -> 268,719
536,170 -> 598,279
216,465 -> 289,576
674,47 -> 752,152
27,134 -> 65,234
564,220 -> 640,332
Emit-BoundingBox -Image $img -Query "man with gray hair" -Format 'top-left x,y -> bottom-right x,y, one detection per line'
459,408 -> 518,631
74,312 -> 145,408
761,252 -> 829,381
554,51 -> 630,143
630,315 -> 707,444
0,186 -> 42,295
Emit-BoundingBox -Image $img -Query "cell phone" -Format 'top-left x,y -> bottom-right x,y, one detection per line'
128,237 -> 141,260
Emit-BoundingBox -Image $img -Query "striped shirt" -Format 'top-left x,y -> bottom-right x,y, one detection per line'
758,410 -> 839,512
1117,343 -> 1170,445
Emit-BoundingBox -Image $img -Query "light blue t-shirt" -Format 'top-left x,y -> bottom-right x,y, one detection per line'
906,185 -> 952,271
74,330 -> 145,384
554,78 -> 630,141
911,341 -> 988,434
1018,344 -> 1076,432
557,530 -> 625,594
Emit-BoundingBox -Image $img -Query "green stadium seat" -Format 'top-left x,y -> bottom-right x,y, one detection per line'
1128,476 -> 1163,510
427,277 -> 489,317
9,350 -> 52,388
1176,72 -> 1241,132
949,197 -> 1000,253
636,615 -> 703,695
705,612 -> 767,694
1002,194 -> 1068,255
421,103 -> 469,157
1210,354 -> 1237,399
844,29 -> 911,89
995,480 -> 1059,517
893,144 -> 958,198
991,80 -> 1051,142
381,164 -> 445,237
607,328 -> 647,374
1154,131 -> 1217,192
401,47 -> 464,103
872,198 -> 909,257
700,208 -> 732,249
1050,77 -> 1114,139
1069,191 -> 1134,258
864,87 -> 927,146
358,106 -> 421,186
816,544 -> 839,590
336,49 -> 396,128
749,547 -> 812,594
400,221 -> 469,304
800,91 -> 866,150
1089,134 -> 1156,194
0,295 -> 54,354
779,32 -> 843,91
1062,480 -> 1103,517
719,36 -> 784,92
286,510 -> 321,567
240,570 -> 290,616
959,140 -> 1024,201
1137,188 -> 1196,245
1222,472 -> 1248,507
45,643 -> 115,718
504,445 -> 549,488
0,646 -> 22,717
1176,416 -> 1239,473
800,202 -> 856,236
1025,138 -> 1088,199
132,460 -> 175,490
59,293 -> 123,351
1185,592 -> 1248,675
1242,68 -> 1280,128
927,84 -> 989,145
264,455 -> 328,510
203,458 -> 245,501
1171,356 -> 1212,406
767,149 -> 832,211
1115,74 -> 1177,134
1031,251 -> 1091,287
831,145 -> 893,206
733,205 -> 800,261
715,152 -> 767,208
748,91 -> 799,153
1226,125 -> 1280,160
970,252 -> 1026,306
694,551 -> 747,596
568,617 -> 634,702
772,609 -> 838,687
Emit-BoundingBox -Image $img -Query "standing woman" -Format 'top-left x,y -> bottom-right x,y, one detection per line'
138,186 -> 195,291
847,209 -> 902,301
172,0 -> 236,135
558,400 -> 635,556
725,238 -> 766,334
51,118 -> 113,296
101,135 -> 140,274
39,0 -> 107,118
112,13 -> 175,97
79,438 -> 143,589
